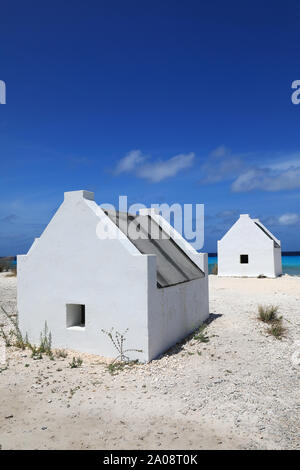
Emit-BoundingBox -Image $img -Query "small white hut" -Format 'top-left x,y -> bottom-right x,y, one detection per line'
217,214 -> 282,278
17,190 -> 209,362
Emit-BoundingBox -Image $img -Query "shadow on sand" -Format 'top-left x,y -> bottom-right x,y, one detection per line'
154,312 -> 223,360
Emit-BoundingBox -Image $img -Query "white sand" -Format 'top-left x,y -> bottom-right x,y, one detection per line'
0,272 -> 299,450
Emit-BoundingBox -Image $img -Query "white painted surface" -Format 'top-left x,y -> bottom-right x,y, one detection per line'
17,191 -> 209,361
217,214 -> 282,278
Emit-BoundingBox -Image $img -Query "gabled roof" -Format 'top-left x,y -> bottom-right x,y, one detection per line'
253,219 -> 280,248
104,210 -> 204,288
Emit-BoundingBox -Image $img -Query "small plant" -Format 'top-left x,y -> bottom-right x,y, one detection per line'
211,263 -> 218,275
39,322 -> 53,357
0,306 -> 28,350
267,321 -> 286,339
258,305 -> 279,323
1,308 -> 54,360
69,386 -> 80,397
0,327 -> 13,347
101,327 -> 142,375
69,356 -> 83,368
56,349 -> 68,358
257,304 -> 287,340
26,322 -> 54,359
107,359 -> 138,376
29,344 -> 43,360
194,324 -> 209,343
107,362 -> 126,375
101,327 -> 142,363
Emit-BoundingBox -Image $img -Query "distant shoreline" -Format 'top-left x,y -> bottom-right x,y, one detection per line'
207,252 -> 300,276
1,252 -> 300,258
208,251 -> 300,257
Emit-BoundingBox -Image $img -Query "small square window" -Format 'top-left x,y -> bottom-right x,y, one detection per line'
66,304 -> 85,328
240,254 -> 249,264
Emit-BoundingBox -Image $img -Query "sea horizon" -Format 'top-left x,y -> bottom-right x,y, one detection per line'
207,251 -> 300,276
1,252 -> 300,276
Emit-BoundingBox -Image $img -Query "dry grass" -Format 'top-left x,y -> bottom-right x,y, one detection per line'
267,321 -> 286,339
258,305 -> 279,323
211,263 -> 218,275
257,305 -> 286,340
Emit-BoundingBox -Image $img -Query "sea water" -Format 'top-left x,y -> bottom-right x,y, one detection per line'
208,252 -> 300,276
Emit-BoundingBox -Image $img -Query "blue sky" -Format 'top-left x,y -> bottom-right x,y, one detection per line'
1,0 -> 300,255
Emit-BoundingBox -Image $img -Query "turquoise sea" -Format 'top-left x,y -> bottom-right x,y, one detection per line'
208,252 -> 300,276
4,254 -> 300,276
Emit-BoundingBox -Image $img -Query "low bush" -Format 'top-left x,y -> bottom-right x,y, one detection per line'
258,305 -> 279,323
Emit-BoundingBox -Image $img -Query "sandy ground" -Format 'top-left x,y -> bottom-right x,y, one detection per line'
0,272 -> 299,450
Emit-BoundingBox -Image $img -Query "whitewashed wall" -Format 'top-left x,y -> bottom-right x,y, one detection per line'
18,191 -> 209,362
147,253 -> 209,360
218,214 -> 282,278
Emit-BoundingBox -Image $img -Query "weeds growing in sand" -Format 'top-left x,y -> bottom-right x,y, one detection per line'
0,326 -> 13,347
267,321 -> 286,339
39,322 -> 52,356
193,324 -> 209,343
107,360 -> 138,376
257,305 -> 286,340
258,305 -> 279,323
27,322 -> 54,359
56,349 -> 68,358
69,357 -> 83,368
0,305 -> 28,350
101,327 -> 142,375
0,307 -> 55,359
101,327 -> 143,362
69,386 -> 80,397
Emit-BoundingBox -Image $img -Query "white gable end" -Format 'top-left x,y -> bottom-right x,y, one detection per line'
217,214 -> 282,278
17,190 -> 209,361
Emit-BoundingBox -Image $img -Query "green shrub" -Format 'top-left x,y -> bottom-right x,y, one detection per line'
194,324 -> 209,343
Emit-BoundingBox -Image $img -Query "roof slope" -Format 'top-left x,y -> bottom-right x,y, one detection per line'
253,219 -> 281,248
104,210 -> 204,288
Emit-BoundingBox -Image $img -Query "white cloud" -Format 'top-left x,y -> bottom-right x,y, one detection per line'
114,150 -> 147,175
199,147 -> 300,193
262,213 -> 300,227
231,166 -> 300,192
278,213 -> 300,226
136,152 -> 195,183
114,150 -> 195,182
